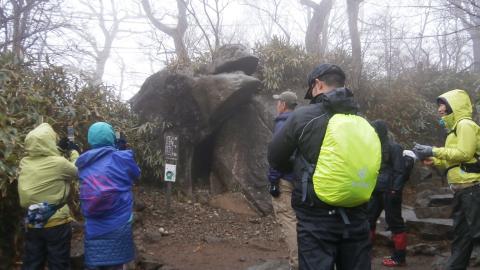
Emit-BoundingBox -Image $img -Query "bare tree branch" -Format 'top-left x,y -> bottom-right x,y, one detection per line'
142,0 -> 189,64
242,0 -> 291,42
301,0 -> 333,56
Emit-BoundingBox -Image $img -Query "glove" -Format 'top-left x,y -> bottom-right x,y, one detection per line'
269,183 -> 280,198
68,141 -> 81,153
403,150 -> 417,161
58,137 -> 80,152
58,137 -> 70,151
116,138 -> 127,150
412,143 -> 433,160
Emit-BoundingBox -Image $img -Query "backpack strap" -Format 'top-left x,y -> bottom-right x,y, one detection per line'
300,156 -> 315,205
298,112 -> 330,143
298,112 -> 331,205
444,154 -> 480,176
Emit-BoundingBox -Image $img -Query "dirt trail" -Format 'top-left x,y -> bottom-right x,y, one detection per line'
131,186 -> 472,270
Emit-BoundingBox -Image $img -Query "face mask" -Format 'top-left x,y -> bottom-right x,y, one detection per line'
438,118 -> 446,128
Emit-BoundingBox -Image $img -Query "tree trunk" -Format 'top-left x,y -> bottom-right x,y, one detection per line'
346,0 -> 362,89
11,0 -> 25,59
447,0 -> 480,73
302,0 -> 333,56
142,0 -> 190,65
173,33 -> 189,66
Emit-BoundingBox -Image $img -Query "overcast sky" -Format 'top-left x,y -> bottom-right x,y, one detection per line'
51,0 -> 465,101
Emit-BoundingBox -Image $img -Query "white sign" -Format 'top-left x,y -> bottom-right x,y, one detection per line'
164,163 -> 177,182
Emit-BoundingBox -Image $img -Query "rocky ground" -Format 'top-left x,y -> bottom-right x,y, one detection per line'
82,185 -> 475,270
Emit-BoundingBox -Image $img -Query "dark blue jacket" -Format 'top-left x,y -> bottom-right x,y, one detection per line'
268,111 -> 295,183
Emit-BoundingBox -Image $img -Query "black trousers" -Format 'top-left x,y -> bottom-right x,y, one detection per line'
446,185 -> 480,270
295,204 -> 371,270
368,190 -> 406,234
22,223 -> 72,270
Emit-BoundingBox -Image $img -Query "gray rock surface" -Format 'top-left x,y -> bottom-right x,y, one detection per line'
408,243 -> 441,256
210,95 -> 275,214
402,205 -> 453,240
131,66 -> 262,199
428,194 -> 454,207
414,205 -> 452,219
208,192 -> 259,216
414,188 -> 453,219
211,44 -> 259,75
131,69 -> 261,143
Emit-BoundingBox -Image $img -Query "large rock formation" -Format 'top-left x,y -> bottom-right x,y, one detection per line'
211,44 -> 259,75
210,95 -> 276,214
131,45 -> 274,214
131,70 -> 261,143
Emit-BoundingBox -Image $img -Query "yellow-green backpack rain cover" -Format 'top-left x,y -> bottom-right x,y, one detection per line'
313,114 -> 381,207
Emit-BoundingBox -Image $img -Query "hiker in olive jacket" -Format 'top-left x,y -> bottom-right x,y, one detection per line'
18,123 -> 78,270
414,89 -> 480,269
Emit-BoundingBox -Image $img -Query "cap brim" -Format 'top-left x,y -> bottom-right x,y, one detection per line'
272,94 -> 281,100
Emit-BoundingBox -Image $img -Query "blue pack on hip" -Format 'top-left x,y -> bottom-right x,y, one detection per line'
25,202 -> 60,228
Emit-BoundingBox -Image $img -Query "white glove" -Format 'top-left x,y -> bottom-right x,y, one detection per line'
403,150 -> 418,161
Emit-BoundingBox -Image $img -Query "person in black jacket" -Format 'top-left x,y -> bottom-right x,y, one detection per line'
268,64 -> 372,270
368,120 -> 409,267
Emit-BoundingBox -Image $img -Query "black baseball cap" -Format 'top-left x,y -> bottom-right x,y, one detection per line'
305,64 -> 346,99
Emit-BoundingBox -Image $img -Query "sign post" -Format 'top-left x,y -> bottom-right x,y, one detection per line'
164,133 -> 178,213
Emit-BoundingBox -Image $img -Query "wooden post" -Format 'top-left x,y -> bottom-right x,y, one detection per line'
164,132 -> 179,214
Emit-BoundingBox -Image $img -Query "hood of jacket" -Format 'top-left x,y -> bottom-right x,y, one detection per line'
437,89 -> 473,131
88,122 -> 116,148
24,123 -> 60,157
371,120 -> 389,144
312,87 -> 359,114
75,146 -> 116,170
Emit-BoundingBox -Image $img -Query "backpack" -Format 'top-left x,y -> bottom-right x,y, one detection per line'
304,113 -> 381,207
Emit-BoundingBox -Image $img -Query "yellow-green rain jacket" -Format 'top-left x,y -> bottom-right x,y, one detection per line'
18,123 -> 78,228
433,89 -> 480,184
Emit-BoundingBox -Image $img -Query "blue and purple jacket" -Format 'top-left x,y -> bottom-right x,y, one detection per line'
76,146 -> 140,239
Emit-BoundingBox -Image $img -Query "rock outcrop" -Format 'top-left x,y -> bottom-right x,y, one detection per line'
131,45 -> 275,214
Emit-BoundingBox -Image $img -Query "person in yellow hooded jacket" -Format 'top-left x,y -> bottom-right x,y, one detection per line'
413,89 -> 480,269
18,123 -> 79,270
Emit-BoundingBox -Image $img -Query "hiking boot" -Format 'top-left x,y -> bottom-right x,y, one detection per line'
382,256 -> 406,267
382,233 -> 407,267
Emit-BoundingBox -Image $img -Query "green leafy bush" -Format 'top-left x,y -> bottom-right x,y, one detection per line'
254,36 -> 315,93
0,52 -> 140,266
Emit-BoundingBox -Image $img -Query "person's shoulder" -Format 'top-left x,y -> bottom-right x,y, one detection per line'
291,103 -> 327,120
458,118 -> 478,128
112,149 -> 136,160
41,155 -> 71,165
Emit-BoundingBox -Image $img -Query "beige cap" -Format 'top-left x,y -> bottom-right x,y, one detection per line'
273,91 -> 298,104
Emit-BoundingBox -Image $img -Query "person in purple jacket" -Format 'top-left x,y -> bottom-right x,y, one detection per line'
268,90 -> 298,270
76,122 -> 140,270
